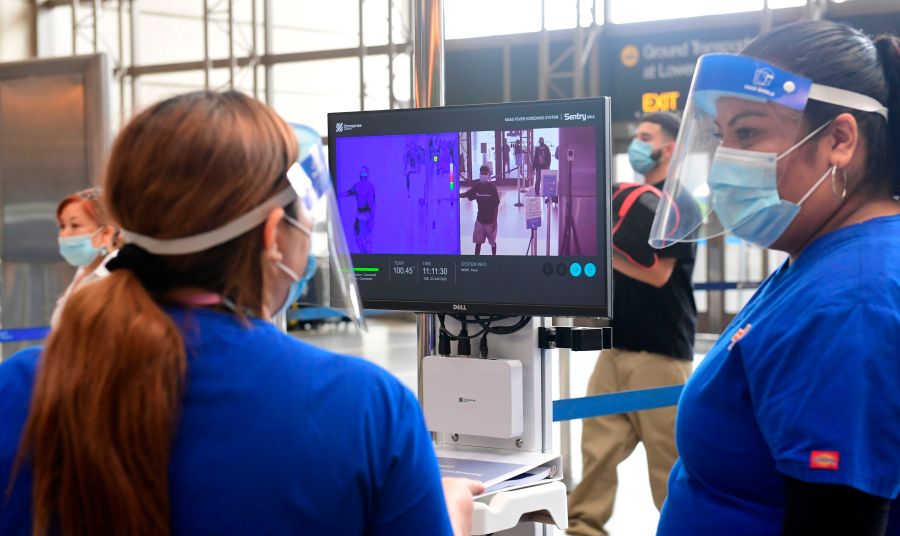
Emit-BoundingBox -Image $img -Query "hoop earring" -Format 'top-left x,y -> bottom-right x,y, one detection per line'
830,165 -> 848,200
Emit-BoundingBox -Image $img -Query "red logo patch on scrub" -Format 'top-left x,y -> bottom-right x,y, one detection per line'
809,450 -> 840,470
727,323 -> 752,350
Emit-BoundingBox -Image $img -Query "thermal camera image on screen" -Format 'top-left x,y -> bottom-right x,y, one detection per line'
335,133 -> 461,255
458,126 -> 598,257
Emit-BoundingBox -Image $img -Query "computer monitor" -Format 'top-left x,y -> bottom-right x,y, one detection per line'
327,98 -> 612,318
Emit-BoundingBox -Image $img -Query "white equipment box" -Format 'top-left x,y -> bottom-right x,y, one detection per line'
423,356 -> 524,439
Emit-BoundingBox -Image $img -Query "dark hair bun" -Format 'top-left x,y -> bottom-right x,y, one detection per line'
874,34 -> 900,195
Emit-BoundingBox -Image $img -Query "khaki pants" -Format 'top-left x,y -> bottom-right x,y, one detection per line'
567,349 -> 692,536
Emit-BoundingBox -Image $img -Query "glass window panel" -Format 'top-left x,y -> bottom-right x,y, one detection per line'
205,1 -> 259,60
363,54 -> 389,110
272,59 -> 360,134
363,0 -> 390,47
136,70 -> 206,111
445,0 -> 542,40
392,52 -> 412,105
610,0 -> 763,24
271,0 -> 360,53
136,11 -> 203,64
542,0 -> 597,30
545,0 -> 578,30
767,0 -> 806,7
391,1 -> 412,45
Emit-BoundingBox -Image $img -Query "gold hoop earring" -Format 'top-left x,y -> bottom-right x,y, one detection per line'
830,165 -> 848,200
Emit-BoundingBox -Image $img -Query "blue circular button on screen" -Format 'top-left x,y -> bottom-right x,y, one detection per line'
569,263 -> 583,277
584,263 -> 597,278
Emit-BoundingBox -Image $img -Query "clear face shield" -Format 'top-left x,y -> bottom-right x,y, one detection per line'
120,123 -> 366,329
649,54 -> 888,249
288,123 -> 366,329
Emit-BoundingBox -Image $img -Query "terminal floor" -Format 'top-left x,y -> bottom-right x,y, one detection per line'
294,315 -> 702,536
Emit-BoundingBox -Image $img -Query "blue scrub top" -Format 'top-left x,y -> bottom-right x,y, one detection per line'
0,308 -> 452,535
659,215 -> 900,535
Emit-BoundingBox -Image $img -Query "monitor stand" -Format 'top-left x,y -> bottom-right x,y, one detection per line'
417,313 -> 567,536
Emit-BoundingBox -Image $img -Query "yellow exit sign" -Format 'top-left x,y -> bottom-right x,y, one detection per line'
642,91 -> 681,113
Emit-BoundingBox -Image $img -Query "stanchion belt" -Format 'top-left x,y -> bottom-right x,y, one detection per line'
0,327 -> 50,343
694,281 -> 762,291
553,385 -> 684,422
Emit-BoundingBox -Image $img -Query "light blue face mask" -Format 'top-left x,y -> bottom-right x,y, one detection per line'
627,139 -> 662,175
708,121 -> 833,248
58,230 -> 104,267
273,214 -> 317,315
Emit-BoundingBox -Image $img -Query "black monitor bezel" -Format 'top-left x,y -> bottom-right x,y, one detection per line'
327,97 -> 613,319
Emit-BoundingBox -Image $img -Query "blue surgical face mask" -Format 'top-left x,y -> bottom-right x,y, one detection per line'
58,229 -> 103,267
627,139 -> 661,175
273,214 -> 316,316
708,121 -> 833,248
274,254 -> 317,316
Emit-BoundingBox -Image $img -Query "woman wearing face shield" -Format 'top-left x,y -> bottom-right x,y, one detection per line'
0,91 -> 481,535
51,187 -> 119,327
651,22 -> 900,535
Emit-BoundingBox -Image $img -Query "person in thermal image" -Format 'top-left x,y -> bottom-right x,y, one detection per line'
461,165 -> 500,256
343,166 -> 376,253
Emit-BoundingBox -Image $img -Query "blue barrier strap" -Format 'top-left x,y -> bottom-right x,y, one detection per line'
694,281 -> 762,291
0,327 -> 50,343
553,385 -> 684,422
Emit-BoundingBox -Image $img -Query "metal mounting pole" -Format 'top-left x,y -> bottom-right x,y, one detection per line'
92,0 -> 100,52
388,0 -> 395,109
252,0 -> 259,98
538,0 -> 549,100
412,0 -> 444,109
227,0 -> 236,88
71,0 -> 78,54
203,0 -> 211,89
263,0 -> 274,104
574,0 -> 584,98
129,0 -> 139,111
413,0 -> 444,403
359,0 -> 366,110
118,0 -> 126,124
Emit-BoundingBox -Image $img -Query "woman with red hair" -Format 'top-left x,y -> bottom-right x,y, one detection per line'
51,187 -> 119,326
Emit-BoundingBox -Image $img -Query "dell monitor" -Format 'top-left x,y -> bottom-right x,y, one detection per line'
328,98 -> 612,318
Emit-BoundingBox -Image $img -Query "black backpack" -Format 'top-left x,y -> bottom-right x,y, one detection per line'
611,182 -> 669,268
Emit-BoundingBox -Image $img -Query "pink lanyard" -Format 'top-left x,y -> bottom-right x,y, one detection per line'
172,292 -> 222,307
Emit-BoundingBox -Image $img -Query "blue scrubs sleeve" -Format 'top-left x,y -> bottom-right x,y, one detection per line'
745,303 -> 900,498
370,386 -> 452,535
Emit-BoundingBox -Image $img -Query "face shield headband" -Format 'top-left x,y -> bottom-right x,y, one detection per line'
120,180 -> 307,256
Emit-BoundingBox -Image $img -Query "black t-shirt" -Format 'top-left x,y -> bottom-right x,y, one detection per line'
611,181 -> 697,361
462,182 -> 500,224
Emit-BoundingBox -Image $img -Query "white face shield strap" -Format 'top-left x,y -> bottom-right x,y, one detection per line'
808,84 -> 889,121
120,183 -> 306,256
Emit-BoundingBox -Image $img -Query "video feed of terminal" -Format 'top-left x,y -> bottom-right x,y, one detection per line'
329,99 -> 610,317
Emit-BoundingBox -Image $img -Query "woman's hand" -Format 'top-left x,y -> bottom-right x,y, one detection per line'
441,477 -> 485,536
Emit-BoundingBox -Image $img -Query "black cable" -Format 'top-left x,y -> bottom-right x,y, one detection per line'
473,315 -> 531,358
457,322 -> 471,355
437,314 -> 531,359
437,314 -> 487,342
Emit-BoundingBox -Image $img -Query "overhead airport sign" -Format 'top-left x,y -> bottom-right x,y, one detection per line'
605,27 -> 758,122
